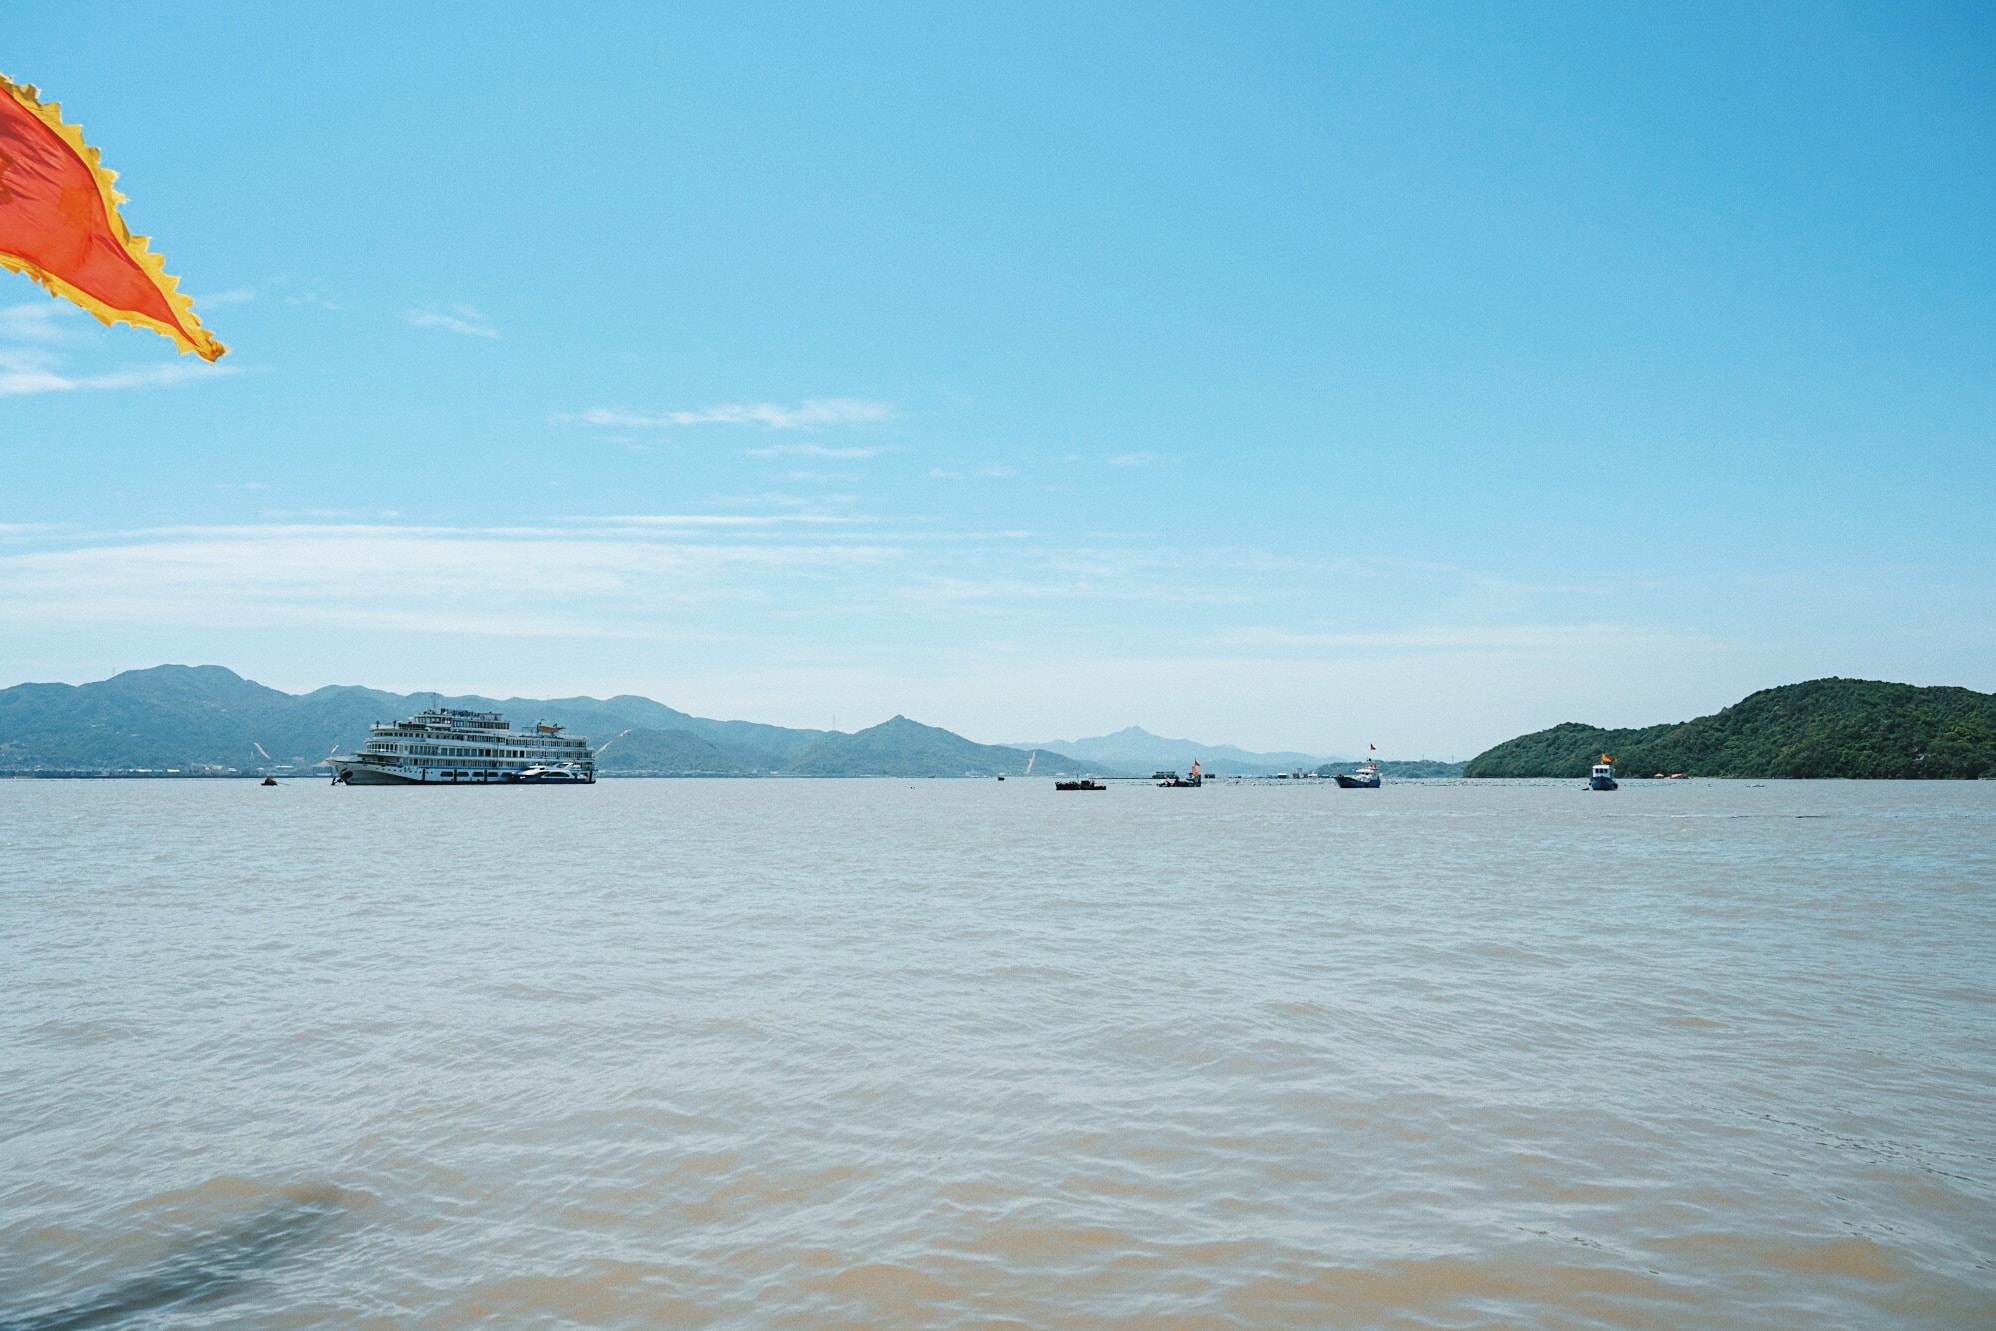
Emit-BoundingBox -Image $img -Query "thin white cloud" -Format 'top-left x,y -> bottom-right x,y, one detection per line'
744,443 -> 880,459
0,523 -> 70,543
1108,451 -> 1159,467
578,398 -> 892,430
0,302 -> 76,343
1224,623 -> 1717,653
0,348 -> 238,398
584,514 -> 857,527
408,305 -> 500,339
0,522 -> 900,637
195,288 -> 257,307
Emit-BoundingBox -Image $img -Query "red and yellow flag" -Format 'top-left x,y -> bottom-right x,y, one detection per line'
0,73 -> 223,360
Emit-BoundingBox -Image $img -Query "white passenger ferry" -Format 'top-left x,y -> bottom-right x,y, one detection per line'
328,707 -> 595,785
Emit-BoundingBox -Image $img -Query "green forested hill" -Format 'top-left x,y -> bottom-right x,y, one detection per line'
588,726 -> 767,776
1464,678 -> 1996,779
787,716 -> 1078,777
1314,759 -> 1467,779
0,665 -> 1079,777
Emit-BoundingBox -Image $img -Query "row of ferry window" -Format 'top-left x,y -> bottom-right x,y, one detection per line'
377,743 -> 540,758
373,755 -> 578,768
385,741 -> 580,754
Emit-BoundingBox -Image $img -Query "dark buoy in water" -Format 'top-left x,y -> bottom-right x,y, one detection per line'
261,775 -> 278,786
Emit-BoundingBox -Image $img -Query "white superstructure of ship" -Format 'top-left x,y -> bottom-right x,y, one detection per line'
328,707 -> 595,785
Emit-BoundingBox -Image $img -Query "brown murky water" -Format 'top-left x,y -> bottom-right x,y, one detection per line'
3,778 -> 1993,1328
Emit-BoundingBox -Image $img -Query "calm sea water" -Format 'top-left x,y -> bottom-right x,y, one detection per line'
2,777 -> 1992,1329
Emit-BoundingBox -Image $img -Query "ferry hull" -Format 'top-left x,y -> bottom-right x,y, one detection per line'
329,760 -> 595,786
331,762 -> 425,785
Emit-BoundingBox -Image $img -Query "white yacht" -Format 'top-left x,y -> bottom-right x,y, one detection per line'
329,707 -> 595,785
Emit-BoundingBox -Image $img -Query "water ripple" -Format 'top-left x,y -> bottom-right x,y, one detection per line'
2,778 -> 1992,1327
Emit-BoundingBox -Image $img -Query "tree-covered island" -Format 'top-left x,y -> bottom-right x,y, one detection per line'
1464,678 -> 1996,779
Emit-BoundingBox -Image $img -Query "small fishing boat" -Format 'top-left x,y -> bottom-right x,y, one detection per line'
260,775 -> 278,787
1056,779 -> 1106,791
1590,755 -> 1619,791
1335,759 -> 1380,789
1336,744 -> 1382,789
1157,761 -> 1203,788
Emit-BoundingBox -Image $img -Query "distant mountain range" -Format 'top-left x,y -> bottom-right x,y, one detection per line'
28,668 -> 1972,782
1464,678 -> 1996,779
0,665 -> 1095,778
1011,725 -> 1341,776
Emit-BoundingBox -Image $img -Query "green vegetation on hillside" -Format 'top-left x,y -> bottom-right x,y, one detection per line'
1464,678 -> 1996,779
590,727 -> 766,776
1314,759 -> 1467,779
0,665 -> 1079,778
788,716 -> 1070,777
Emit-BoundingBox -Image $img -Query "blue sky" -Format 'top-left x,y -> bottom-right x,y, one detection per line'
3,2 -> 1991,755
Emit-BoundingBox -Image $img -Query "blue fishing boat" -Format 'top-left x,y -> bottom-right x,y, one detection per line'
1334,759 -> 1380,789
1336,745 -> 1381,788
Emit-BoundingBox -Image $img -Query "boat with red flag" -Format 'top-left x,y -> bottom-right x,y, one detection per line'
1336,745 -> 1382,789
